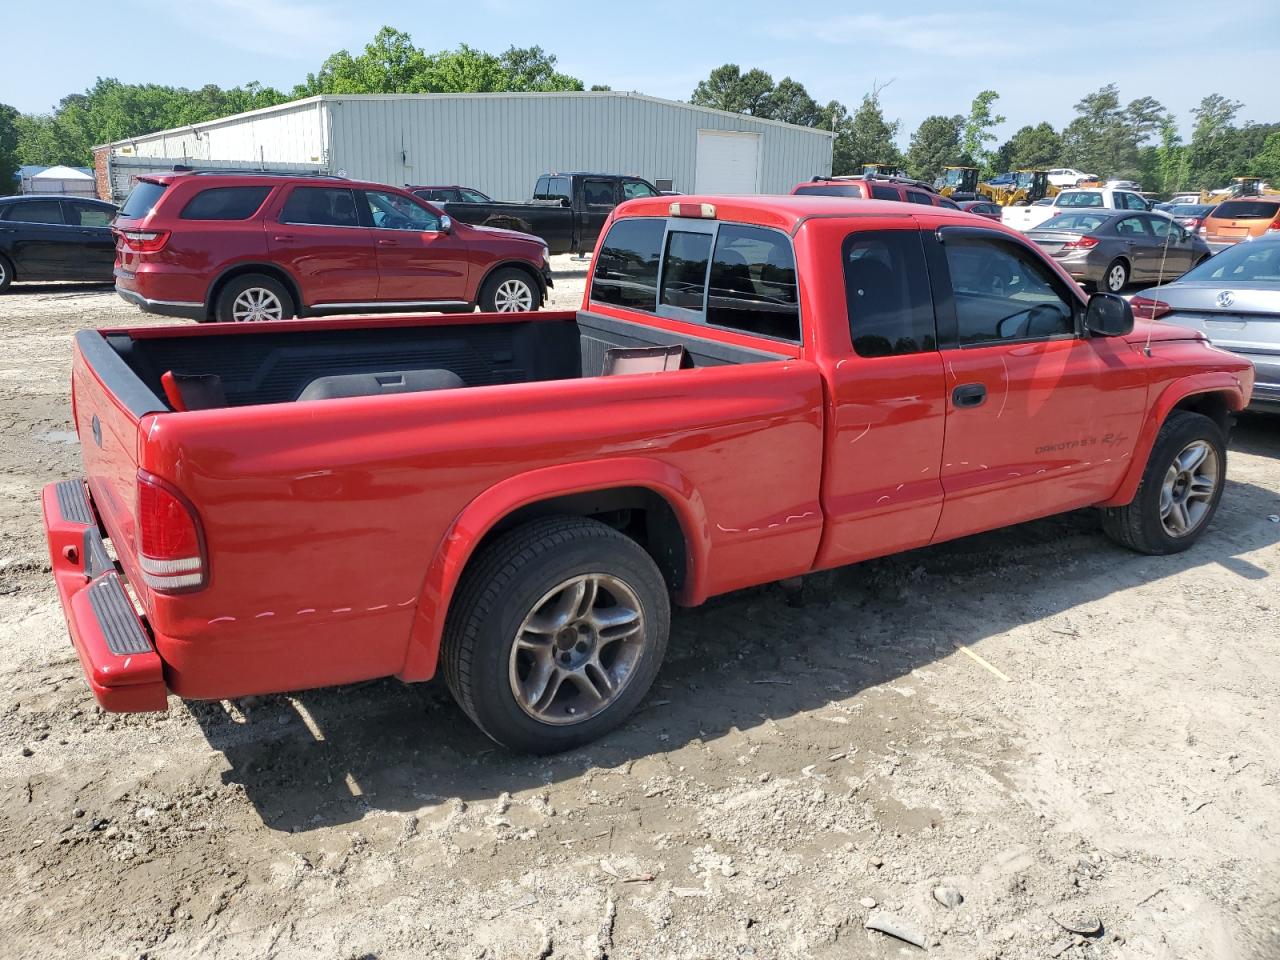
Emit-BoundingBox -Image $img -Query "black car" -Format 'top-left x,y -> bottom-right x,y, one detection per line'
0,195 -> 118,292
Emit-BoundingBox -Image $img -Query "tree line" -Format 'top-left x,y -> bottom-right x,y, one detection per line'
2,28 -> 1277,195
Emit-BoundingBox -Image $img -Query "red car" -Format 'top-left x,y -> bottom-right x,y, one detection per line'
958,199 -> 1003,221
409,184 -> 493,204
113,172 -> 552,322
46,194 -> 1251,752
792,175 -> 961,210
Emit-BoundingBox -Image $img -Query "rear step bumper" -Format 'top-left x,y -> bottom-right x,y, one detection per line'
41,480 -> 168,712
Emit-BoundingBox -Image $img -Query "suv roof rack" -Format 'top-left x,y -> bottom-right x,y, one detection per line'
808,172 -> 940,194
172,167 -> 343,179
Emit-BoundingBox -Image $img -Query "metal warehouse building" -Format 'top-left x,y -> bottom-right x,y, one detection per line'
94,92 -> 834,203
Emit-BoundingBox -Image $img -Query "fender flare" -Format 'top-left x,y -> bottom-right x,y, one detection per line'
1099,373 -> 1248,508
397,457 -> 710,682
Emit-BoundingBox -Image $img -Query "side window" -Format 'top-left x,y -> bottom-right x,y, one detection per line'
459,188 -> 489,203
844,230 -> 936,358
416,189 -> 452,203
280,187 -> 360,227
1115,216 -> 1148,238
706,224 -> 800,342
942,235 -> 1076,344
905,191 -> 934,206
179,186 -> 271,221
548,177 -> 571,202
5,200 -> 64,224
583,180 -> 616,206
533,177 -> 550,200
1147,216 -> 1172,239
623,180 -> 659,200
68,201 -> 115,227
871,186 -> 900,201
659,230 -> 712,311
590,218 -> 666,311
363,190 -> 441,231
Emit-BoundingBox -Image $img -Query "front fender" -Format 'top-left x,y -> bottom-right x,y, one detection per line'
397,457 -> 710,682
1098,372 -> 1249,508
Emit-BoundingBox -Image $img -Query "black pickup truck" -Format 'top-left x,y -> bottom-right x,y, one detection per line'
430,173 -> 662,255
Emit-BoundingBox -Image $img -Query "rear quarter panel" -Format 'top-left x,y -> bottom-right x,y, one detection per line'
139,361 -> 825,698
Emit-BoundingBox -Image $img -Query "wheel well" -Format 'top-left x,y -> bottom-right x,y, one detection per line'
474,487 -> 688,593
206,264 -> 302,320
1172,391 -> 1232,437
479,259 -> 546,298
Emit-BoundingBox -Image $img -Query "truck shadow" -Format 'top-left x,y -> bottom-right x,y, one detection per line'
191,418 -> 1280,832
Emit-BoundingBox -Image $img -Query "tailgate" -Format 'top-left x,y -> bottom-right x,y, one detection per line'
70,331 -> 165,584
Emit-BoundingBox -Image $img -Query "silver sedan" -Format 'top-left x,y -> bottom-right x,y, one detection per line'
1130,234 -> 1280,412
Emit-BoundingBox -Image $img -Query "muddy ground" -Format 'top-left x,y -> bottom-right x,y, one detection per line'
0,257 -> 1278,960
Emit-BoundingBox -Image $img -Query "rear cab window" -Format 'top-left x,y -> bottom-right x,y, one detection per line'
120,181 -> 168,219
844,231 -> 936,357
180,186 -> 272,220
591,217 -> 801,342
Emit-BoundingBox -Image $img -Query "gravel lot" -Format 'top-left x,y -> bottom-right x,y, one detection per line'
1,256 -> 1278,960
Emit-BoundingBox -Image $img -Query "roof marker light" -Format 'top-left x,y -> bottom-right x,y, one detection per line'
669,202 -> 717,219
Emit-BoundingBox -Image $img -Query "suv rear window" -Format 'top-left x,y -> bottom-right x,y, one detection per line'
120,181 -> 168,219
180,186 -> 272,220
794,184 -> 866,198
1213,200 -> 1280,220
871,186 -> 900,201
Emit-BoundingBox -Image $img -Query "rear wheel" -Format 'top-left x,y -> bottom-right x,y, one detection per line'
0,254 -> 13,293
479,267 -> 540,313
1103,259 -> 1129,293
1100,411 -> 1226,555
214,273 -> 295,323
441,517 -> 670,753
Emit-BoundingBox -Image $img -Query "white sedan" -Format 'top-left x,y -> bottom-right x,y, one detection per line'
1048,168 -> 1096,187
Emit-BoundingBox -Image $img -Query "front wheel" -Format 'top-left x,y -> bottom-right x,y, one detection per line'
1100,411 -> 1226,555
441,517 -> 670,753
479,267 -> 540,313
1103,258 -> 1129,293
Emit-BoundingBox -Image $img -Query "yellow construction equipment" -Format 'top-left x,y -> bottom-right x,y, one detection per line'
936,166 -> 980,200
1200,177 -> 1280,203
980,170 -> 1054,206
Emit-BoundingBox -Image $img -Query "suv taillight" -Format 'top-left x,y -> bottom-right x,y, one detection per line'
119,229 -> 171,253
136,470 -> 206,592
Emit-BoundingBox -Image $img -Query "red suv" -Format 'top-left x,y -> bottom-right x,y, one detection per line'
113,173 -> 553,322
792,175 -> 961,210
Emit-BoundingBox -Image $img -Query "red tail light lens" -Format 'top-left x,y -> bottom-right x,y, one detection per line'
136,470 -> 206,592
1129,295 -> 1172,321
118,229 -> 171,253
1268,215 -> 1280,232
1062,236 -> 1099,249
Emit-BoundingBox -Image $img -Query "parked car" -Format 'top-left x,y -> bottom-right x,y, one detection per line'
112,172 -> 552,322
1003,187 -> 1156,232
1027,210 -> 1211,292
1105,179 -> 1142,192
1131,233 -> 1280,411
792,175 -> 960,209
985,172 -> 1016,187
43,193 -> 1252,752
1167,192 -> 1204,206
958,200 -> 1002,221
437,172 -> 662,255
1047,168 -> 1096,187
409,184 -> 493,204
1161,203 -> 1217,233
1200,196 -> 1280,247
0,195 -> 118,292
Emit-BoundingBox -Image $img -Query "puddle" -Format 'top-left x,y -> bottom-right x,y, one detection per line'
38,430 -> 80,445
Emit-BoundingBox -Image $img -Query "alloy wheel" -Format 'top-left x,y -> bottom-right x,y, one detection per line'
1107,264 -> 1127,292
508,573 -> 647,726
493,278 -> 534,312
1159,440 -> 1219,538
231,287 -> 283,322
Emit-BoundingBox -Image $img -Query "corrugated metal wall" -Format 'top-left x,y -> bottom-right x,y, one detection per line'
324,93 -> 833,200
111,99 -> 328,166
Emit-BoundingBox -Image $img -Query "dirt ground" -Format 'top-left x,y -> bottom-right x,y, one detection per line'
1,258 -> 1278,960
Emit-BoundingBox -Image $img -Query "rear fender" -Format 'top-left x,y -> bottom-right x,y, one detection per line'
398,457 -> 709,682
1098,373 -> 1248,507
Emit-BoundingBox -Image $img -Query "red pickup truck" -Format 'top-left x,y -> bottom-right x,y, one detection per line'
43,195 -> 1253,753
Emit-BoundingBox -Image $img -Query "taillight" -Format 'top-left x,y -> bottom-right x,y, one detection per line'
1129,295 -> 1172,321
1062,236 -> 1099,249
1268,215 -> 1280,232
119,229 -> 171,253
136,470 -> 206,592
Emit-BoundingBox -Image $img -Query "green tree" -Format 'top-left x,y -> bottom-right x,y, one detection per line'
1254,131 -> 1280,182
1123,96 -> 1167,148
843,90 -> 902,171
690,64 -> 775,116
0,103 -> 19,192
905,114 -> 963,181
497,46 -> 582,92
998,122 -> 1062,171
961,90 -> 1005,168
767,77 -> 822,127
1060,83 -> 1147,178
1187,93 -> 1243,188
1153,116 -> 1190,193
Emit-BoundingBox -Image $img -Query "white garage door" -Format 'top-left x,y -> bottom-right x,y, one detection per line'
694,130 -> 761,195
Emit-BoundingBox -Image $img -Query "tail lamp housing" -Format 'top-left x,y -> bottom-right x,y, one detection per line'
117,229 -> 171,253
136,470 -> 207,592
1062,236 -> 1099,249
1129,295 -> 1172,321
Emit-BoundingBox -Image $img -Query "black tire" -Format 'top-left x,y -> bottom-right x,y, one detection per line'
478,267 -> 541,314
1103,258 -> 1129,293
441,516 -> 670,754
213,273 -> 296,323
0,254 -> 13,293
1100,411 -> 1226,555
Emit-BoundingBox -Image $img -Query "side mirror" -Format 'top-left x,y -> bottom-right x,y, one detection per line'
1086,292 -> 1134,336
439,215 -> 453,234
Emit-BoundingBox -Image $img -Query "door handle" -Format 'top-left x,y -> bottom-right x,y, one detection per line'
272,234 -> 295,242
377,239 -> 399,246
953,383 -> 987,408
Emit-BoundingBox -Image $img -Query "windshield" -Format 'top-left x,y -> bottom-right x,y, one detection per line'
1180,239 -> 1280,283
1056,192 -> 1104,208
943,169 -> 966,186
1039,214 -> 1108,232
1014,173 -> 1036,189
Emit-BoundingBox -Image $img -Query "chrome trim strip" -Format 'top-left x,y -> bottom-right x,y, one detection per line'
310,300 -> 470,309
116,288 -> 203,309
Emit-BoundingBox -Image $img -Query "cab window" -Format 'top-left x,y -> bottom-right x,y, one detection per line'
591,218 -> 666,311
941,234 -> 1076,345
706,224 -> 799,341
623,180 -> 659,200
844,231 -> 936,357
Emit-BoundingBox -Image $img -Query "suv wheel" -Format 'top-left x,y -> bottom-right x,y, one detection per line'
479,267 -> 540,313
0,254 -> 13,293
214,274 -> 296,323
441,516 -> 670,754
1100,411 -> 1226,555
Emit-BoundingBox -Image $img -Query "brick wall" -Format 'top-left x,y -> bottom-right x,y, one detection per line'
93,148 -> 111,202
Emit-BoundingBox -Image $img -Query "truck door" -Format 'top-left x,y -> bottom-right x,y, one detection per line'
925,225 -> 1148,543
270,186 -> 379,309
577,178 -> 619,253
811,224 -> 950,570
64,200 -> 118,281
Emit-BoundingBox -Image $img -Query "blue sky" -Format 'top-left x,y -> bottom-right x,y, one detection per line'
4,0 -> 1278,145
